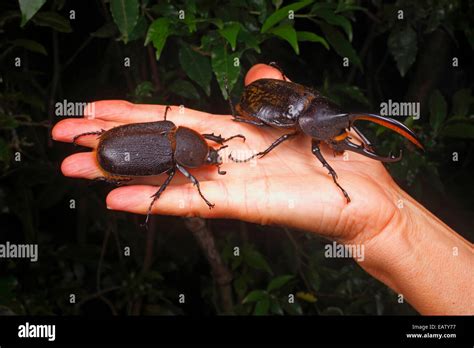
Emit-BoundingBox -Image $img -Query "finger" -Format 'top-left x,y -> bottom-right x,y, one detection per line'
245,63 -> 291,85
61,152 -> 103,179
60,151 -> 245,184
105,176 -> 348,234
85,100 -> 220,127
52,118 -> 121,147
106,180 -> 246,221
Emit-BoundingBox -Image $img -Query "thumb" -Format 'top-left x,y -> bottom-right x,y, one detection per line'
245,63 -> 291,85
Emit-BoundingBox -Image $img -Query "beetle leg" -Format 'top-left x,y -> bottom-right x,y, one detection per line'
351,125 -> 374,150
311,140 -> 351,203
176,164 -> 215,209
217,165 -> 226,175
202,133 -> 246,144
144,169 -> 176,226
223,75 -> 237,118
229,132 -> 297,162
269,61 -> 289,81
232,117 -> 266,126
333,138 -> 402,163
223,76 -> 262,127
72,129 -> 105,145
163,106 -> 172,121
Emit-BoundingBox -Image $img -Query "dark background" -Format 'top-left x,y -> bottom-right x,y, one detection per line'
0,0 -> 472,315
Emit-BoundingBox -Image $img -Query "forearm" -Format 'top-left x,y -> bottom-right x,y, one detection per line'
357,186 -> 473,315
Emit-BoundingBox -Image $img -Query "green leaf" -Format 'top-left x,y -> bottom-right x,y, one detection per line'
31,11 -> 72,33
91,22 -> 117,38
250,0 -> 269,23
314,9 -> 352,41
332,85 -> 370,106
233,275 -> 248,298
335,3 -> 366,13
272,0 -> 283,10
169,79 -> 200,100
0,276 -> 17,301
243,289 -> 267,303
183,12 -> 197,33
269,24 -> 299,54
320,23 -> 361,70
110,0 -> 139,43
218,22 -> 241,51
261,0 -> 313,33
296,31 -> 329,49
0,138 -> 11,164
11,39 -> 47,55
429,90 -> 447,132
179,44 -> 212,96
201,32 -> 219,52
242,247 -> 273,274
270,298 -> 284,315
211,45 -> 241,99
128,16 -> 148,42
0,11 -> 21,27
254,296 -> 270,315
267,275 -> 294,292
231,253 -> 243,270
441,122 -> 474,139
19,0 -> 46,27
133,81 -> 154,98
205,18 -> 224,29
388,25 -> 418,77
307,269 -> 321,291
282,301 -> 303,315
238,27 -> 261,53
145,18 -> 171,60
452,88 -> 471,118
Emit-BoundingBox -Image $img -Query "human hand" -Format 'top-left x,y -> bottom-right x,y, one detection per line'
52,63 -> 405,245
52,64 -> 473,315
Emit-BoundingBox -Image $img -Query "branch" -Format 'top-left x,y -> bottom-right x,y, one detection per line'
184,217 -> 234,314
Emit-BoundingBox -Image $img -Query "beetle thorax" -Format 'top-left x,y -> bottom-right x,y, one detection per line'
173,127 -> 209,168
298,100 -> 350,140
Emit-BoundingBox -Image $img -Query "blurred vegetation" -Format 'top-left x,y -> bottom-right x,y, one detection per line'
0,0 -> 472,315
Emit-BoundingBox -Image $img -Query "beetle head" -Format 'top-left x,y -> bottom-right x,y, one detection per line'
206,145 -> 228,165
206,145 -> 228,175
206,147 -> 222,165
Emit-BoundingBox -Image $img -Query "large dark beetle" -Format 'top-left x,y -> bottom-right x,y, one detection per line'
228,64 -> 424,202
73,107 -> 245,223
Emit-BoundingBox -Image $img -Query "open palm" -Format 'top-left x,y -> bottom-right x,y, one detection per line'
52,64 -> 403,244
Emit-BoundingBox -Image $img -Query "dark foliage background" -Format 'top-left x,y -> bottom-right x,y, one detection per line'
0,0 -> 472,315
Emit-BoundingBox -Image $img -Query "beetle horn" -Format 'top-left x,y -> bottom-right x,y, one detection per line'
349,113 -> 424,150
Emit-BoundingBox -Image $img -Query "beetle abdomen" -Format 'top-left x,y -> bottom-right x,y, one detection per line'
97,122 -> 175,176
237,79 -> 317,127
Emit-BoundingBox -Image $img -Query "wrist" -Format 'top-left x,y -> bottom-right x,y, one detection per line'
355,185 -> 473,314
